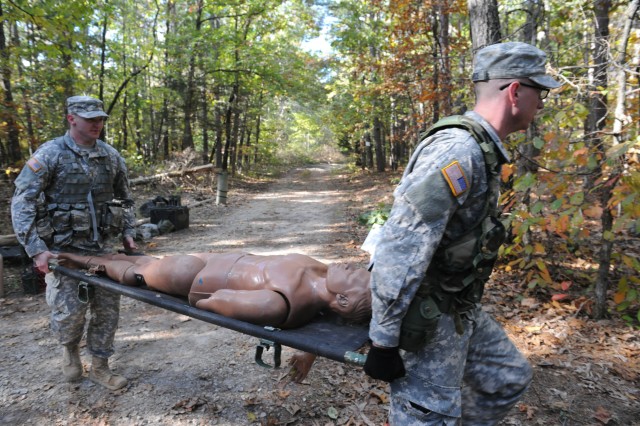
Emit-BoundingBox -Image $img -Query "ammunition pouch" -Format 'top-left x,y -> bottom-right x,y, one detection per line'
48,203 -> 89,247
38,199 -> 131,248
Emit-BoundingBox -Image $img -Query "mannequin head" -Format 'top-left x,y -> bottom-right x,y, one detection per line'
326,263 -> 371,323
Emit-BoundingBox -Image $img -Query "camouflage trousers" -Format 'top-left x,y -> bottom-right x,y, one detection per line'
45,271 -> 121,358
389,308 -> 532,425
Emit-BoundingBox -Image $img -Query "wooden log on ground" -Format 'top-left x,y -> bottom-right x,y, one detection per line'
187,198 -> 216,209
130,164 -> 216,186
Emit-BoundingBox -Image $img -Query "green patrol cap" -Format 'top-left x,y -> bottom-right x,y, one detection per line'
472,42 -> 561,89
66,96 -> 109,119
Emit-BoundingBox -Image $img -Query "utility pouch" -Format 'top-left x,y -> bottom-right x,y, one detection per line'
70,206 -> 91,237
99,201 -> 126,235
399,295 -> 441,352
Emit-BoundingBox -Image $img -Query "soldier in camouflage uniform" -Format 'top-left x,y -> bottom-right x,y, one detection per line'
11,96 -> 138,390
362,43 -> 562,424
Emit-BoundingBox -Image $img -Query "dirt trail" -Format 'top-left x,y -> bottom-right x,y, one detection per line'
160,164 -> 359,264
0,164 -> 384,426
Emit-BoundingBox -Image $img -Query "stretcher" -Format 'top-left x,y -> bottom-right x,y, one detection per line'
51,264 -> 369,369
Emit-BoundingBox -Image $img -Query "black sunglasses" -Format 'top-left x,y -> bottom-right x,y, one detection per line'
78,116 -> 108,123
499,81 -> 550,100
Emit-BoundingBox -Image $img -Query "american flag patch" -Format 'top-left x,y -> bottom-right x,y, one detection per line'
27,158 -> 42,173
441,161 -> 468,197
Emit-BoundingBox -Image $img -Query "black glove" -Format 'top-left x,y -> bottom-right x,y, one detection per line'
363,345 -> 406,382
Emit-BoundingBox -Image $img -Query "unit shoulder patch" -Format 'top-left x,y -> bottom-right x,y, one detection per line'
441,160 -> 469,197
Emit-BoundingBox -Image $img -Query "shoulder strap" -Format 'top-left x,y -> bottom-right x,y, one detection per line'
421,115 -> 499,175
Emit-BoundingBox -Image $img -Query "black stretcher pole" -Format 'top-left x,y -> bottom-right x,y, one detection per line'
51,264 -> 367,367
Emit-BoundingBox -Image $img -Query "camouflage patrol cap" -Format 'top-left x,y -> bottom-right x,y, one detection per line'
66,96 -> 109,119
472,42 -> 561,89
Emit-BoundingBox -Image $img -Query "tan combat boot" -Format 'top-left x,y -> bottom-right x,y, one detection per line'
89,356 -> 128,390
62,344 -> 82,381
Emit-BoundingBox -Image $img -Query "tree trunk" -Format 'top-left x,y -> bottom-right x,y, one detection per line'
365,130 -> 373,169
159,1 -> 174,162
594,179 -> 615,319
593,0 -> 637,319
583,0 -> 610,193
230,105 -> 241,177
212,89 -> 223,168
374,116 -> 385,172
121,92 -> 129,150
181,54 -> 196,151
201,86 -> 210,164
98,10 -> 108,102
236,111 -> 246,173
254,112 -> 261,165
133,89 -> 143,156
389,98 -> 398,171
243,126 -> 251,170
182,2 -> 203,152
467,0 -> 502,50
436,3 -> 451,117
589,0 -> 612,319
253,90 -> 263,165
222,89 -> 236,172
13,23 -> 36,157
0,1 -> 21,164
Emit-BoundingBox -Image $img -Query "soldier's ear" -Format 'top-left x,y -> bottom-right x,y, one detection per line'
336,293 -> 348,307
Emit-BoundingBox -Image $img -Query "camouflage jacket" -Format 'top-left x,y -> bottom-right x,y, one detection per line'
11,132 -> 136,258
368,112 -> 510,348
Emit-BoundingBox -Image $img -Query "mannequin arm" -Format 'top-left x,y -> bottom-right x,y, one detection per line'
194,289 -> 289,327
287,351 -> 317,383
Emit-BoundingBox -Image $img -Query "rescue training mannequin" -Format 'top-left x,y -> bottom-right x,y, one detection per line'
57,251 -> 371,329
57,251 -> 370,382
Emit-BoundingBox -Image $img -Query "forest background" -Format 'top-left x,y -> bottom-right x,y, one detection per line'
0,0 -> 638,328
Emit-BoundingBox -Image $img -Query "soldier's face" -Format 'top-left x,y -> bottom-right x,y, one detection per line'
68,114 -> 105,142
513,81 -> 545,131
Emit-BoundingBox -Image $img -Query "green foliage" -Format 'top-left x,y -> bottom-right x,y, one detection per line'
358,203 -> 390,229
501,76 -> 640,322
124,154 -> 147,177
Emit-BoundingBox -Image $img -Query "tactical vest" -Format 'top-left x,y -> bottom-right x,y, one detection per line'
36,137 -> 122,249
399,115 -> 506,351
49,136 -> 117,205
423,115 -> 504,294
